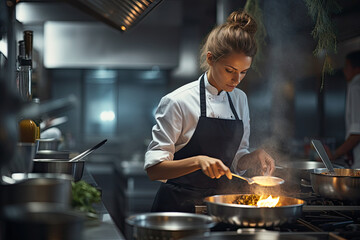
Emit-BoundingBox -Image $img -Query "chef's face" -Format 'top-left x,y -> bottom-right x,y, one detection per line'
207,52 -> 252,93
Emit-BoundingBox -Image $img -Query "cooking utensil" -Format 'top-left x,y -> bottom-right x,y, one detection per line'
125,212 -> 215,240
69,139 -> 107,162
204,194 -> 304,227
1,202 -> 84,240
311,139 -> 335,174
32,159 -> 84,181
0,173 -> 72,208
310,168 -> 360,201
232,173 -> 284,186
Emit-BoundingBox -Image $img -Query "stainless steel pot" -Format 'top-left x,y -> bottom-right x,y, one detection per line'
204,194 -> 304,227
276,160 -> 343,182
125,212 -> 216,240
1,202 -> 84,240
35,150 -> 70,159
36,138 -> 61,151
0,173 -> 72,208
32,159 -> 84,181
310,168 -> 360,201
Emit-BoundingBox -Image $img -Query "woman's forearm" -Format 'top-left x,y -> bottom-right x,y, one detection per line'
146,157 -> 201,181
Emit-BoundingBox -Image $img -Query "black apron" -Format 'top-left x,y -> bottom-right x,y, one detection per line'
151,74 -> 245,213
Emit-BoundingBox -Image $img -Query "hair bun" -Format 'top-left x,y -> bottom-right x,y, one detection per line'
226,10 -> 257,36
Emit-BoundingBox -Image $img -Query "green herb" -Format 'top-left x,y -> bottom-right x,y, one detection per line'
71,180 -> 101,214
304,0 -> 341,90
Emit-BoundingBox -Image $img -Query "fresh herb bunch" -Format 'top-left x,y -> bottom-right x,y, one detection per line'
304,0 -> 341,90
72,180 -> 101,214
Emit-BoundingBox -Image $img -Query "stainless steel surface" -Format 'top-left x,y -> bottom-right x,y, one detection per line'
126,212 -> 215,240
204,194 -> 304,227
32,159 -> 84,181
67,0 -> 164,32
2,202 -> 84,240
0,174 -> 72,207
180,231 -> 325,240
69,139 -> 107,162
7,142 -> 36,174
276,160 -> 343,182
310,168 -> 360,201
36,138 -> 61,151
311,140 -> 335,174
35,150 -> 70,159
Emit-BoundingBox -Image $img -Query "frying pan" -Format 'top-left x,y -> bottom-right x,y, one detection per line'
204,194 -> 304,227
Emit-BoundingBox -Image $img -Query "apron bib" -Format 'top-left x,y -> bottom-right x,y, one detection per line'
151,74 -> 244,212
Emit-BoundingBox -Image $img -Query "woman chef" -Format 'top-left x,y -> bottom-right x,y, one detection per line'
144,9 -> 275,213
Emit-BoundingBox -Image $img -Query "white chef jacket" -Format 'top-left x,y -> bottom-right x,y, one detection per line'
144,73 -> 250,174
346,74 -> 360,168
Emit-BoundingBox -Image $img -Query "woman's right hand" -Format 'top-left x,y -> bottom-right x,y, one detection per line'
196,156 -> 232,179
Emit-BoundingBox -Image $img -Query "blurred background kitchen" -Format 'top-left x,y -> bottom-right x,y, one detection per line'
1,0 -> 360,236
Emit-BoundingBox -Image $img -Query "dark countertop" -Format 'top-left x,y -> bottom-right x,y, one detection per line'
81,168 -> 125,240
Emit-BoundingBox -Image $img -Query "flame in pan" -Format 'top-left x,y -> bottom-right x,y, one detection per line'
257,195 -> 280,207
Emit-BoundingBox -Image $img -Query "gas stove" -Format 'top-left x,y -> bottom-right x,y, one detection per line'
196,192 -> 360,240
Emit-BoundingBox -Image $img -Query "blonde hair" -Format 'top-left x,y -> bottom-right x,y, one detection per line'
200,10 -> 257,71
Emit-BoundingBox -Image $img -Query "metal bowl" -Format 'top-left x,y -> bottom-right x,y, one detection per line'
126,212 -> 216,240
36,138 -> 61,151
0,173 -> 73,208
1,202 -> 84,240
32,159 -> 84,182
204,194 -> 304,227
310,168 -> 360,201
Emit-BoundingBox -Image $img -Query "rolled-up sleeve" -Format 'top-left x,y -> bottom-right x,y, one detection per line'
144,96 -> 183,169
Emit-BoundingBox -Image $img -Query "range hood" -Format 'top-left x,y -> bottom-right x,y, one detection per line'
64,0 -> 163,32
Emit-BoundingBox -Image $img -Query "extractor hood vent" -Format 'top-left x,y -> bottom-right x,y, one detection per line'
65,0 -> 163,32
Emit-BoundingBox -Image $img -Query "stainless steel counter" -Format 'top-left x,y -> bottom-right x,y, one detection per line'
82,168 -> 125,240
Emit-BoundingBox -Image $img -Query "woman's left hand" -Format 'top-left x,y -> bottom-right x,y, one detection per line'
239,149 -> 275,176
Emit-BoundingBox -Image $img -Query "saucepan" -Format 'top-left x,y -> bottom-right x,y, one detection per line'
32,159 -> 85,181
0,173 -> 73,208
204,194 -> 304,227
309,139 -> 360,202
310,168 -> 360,202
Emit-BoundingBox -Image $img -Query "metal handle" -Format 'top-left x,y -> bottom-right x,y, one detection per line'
311,139 -> 335,174
231,173 -> 254,184
69,139 -> 107,162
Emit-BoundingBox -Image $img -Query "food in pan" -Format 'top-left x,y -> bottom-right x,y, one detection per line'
232,194 -> 260,206
231,194 -> 280,207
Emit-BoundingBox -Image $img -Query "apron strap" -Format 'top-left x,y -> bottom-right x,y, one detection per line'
200,74 -> 207,117
200,74 -> 240,120
226,92 -> 240,120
